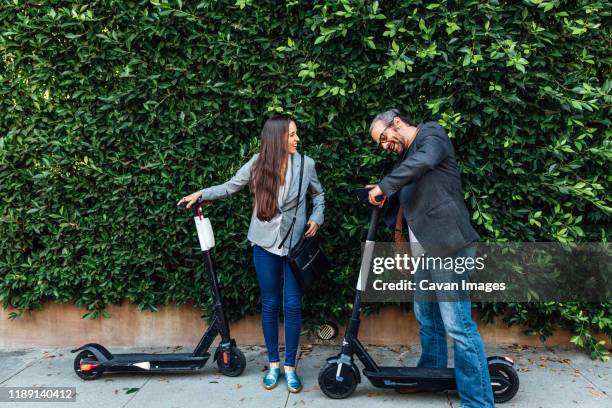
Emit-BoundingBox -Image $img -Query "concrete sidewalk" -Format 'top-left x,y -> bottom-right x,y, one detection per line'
0,344 -> 609,408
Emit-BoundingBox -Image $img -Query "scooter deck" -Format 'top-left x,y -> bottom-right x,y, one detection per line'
90,353 -> 211,372
363,367 -> 456,390
108,353 -> 209,362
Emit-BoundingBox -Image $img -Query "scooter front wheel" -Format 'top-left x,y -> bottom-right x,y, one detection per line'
489,362 -> 519,403
215,346 -> 246,377
73,350 -> 103,381
318,362 -> 358,399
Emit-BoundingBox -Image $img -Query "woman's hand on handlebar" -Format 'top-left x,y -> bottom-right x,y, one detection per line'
177,191 -> 203,209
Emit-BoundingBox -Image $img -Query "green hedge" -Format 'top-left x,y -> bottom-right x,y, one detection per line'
1,1 -> 610,358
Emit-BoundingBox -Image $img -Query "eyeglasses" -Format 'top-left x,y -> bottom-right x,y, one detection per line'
377,120 -> 395,150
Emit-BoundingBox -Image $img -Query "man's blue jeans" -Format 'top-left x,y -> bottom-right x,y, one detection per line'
414,245 -> 495,408
252,245 -> 302,367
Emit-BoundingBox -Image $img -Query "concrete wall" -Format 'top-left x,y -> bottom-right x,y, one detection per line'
0,302 -> 583,349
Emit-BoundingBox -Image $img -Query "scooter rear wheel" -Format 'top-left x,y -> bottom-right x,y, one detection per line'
215,346 -> 246,377
489,362 -> 519,403
318,362 -> 358,399
73,350 -> 103,381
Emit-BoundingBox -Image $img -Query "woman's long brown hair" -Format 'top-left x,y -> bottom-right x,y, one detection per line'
250,115 -> 292,221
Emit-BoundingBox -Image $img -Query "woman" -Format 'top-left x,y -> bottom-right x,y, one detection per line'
177,115 -> 325,393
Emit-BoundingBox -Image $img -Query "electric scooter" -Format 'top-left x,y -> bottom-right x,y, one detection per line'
318,188 -> 519,403
71,200 -> 246,380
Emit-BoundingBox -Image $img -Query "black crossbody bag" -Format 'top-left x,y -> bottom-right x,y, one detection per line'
277,154 -> 331,291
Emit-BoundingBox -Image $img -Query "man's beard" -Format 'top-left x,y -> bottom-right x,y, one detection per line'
390,140 -> 404,154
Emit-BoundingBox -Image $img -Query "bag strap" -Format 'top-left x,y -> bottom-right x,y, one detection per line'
278,154 -> 305,250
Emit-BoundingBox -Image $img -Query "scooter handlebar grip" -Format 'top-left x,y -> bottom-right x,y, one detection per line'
178,196 -> 208,209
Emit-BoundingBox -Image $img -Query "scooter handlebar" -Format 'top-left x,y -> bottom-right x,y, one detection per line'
178,198 -> 212,216
355,187 -> 386,208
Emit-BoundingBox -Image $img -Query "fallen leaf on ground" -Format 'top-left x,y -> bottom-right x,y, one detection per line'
589,388 -> 604,397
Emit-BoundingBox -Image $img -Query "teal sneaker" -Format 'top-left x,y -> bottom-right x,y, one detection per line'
263,367 -> 281,390
284,370 -> 302,393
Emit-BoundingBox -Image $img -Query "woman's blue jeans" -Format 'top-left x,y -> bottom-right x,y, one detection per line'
414,245 -> 495,408
252,245 -> 302,367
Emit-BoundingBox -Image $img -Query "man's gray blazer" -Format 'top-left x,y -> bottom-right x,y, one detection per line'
200,152 -> 325,250
379,121 -> 479,257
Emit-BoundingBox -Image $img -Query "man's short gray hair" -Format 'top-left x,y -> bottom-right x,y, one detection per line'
369,108 -> 404,133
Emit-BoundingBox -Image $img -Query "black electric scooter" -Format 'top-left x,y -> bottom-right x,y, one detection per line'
71,200 -> 246,380
318,188 -> 519,403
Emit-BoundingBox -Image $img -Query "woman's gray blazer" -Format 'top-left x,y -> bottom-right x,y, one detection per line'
199,152 -> 325,250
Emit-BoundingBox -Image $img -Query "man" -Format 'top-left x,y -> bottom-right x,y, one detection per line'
368,109 -> 495,408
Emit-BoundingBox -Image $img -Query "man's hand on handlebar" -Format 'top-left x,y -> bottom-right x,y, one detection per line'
366,184 -> 386,208
177,191 -> 203,209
